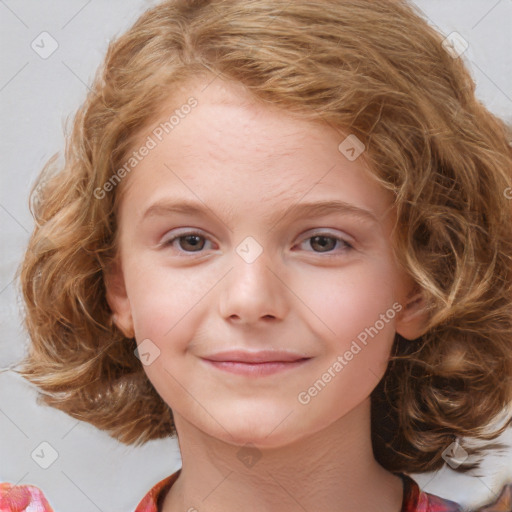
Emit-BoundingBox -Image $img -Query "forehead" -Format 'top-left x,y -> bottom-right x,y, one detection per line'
168,78 -> 318,162
117,77 -> 393,224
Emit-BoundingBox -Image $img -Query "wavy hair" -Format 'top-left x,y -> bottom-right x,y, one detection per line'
11,0 -> 512,474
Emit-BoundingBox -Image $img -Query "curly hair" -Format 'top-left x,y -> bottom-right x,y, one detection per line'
11,0 -> 512,474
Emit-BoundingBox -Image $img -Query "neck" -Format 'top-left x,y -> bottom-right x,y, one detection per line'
161,398 -> 404,512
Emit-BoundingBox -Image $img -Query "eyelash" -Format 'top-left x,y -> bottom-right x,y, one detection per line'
162,230 -> 354,257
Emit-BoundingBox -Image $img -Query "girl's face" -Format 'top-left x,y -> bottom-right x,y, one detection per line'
106,77 -> 425,448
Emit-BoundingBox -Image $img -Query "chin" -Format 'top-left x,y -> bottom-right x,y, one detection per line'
208,417 -> 304,450
229,432 -> 300,451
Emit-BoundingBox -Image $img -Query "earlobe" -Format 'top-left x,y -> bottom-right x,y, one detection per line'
104,261 -> 135,339
110,312 -> 135,339
395,291 -> 430,341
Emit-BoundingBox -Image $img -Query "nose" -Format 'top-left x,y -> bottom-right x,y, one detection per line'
218,248 -> 289,325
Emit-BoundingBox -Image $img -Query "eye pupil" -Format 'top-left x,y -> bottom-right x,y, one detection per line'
311,235 -> 336,252
180,235 -> 204,251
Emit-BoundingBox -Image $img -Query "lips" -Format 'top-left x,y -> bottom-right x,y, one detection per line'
201,350 -> 312,377
202,349 -> 310,364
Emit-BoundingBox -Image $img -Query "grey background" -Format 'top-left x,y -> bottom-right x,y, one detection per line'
1,1 -> 511,510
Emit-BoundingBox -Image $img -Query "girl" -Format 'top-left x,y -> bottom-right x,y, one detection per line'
2,0 -> 512,510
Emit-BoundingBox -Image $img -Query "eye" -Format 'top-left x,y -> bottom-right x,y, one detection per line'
162,231 -> 214,254
296,232 -> 354,256
162,230 -> 354,257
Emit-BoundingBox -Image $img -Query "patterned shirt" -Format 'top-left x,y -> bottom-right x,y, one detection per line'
1,470 -> 511,511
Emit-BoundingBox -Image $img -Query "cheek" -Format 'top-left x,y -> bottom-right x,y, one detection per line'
123,259 -> 201,342
295,268 -> 399,412
300,263 -> 400,392
304,264 -> 398,340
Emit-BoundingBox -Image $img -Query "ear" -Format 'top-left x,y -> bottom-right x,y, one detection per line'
104,260 -> 135,339
394,285 -> 430,341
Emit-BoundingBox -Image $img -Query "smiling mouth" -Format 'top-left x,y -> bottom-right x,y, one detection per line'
201,351 -> 311,377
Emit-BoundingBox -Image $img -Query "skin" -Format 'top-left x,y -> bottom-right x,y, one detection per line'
105,76 -> 429,512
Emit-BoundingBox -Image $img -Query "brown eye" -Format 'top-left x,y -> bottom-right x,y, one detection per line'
163,231 -> 212,254
297,232 -> 353,256
177,234 -> 205,251
309,235 -> 337,253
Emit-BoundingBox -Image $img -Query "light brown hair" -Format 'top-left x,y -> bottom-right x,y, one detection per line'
11,0 -> 512,474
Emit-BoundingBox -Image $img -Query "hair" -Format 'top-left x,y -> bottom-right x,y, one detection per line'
10,0 -> 512,475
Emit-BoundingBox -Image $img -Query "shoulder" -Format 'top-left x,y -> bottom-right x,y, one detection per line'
0,470 -> 181,512
400,474 -> 463,512
401,474 -> 512,512
134,469 -> 181,512
0,482 -> 55,512
475,482 -> 511,511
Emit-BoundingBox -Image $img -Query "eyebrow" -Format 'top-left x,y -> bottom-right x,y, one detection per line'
140,198 -> 379,227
